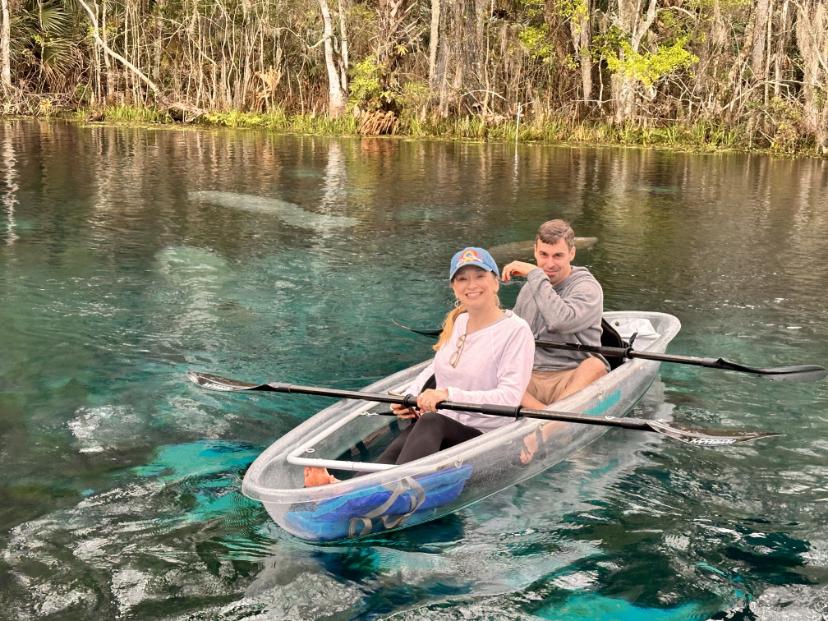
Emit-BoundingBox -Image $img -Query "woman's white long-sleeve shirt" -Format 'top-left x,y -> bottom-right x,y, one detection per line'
405,310 -> 535,432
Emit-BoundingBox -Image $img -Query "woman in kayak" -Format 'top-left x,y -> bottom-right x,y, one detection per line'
305,247 -> 535,486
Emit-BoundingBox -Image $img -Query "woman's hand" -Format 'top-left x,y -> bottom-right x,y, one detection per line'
416,388 -> 449,413
390,403 -> 419,419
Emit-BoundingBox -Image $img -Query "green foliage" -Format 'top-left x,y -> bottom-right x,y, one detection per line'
767,97 -> 803,155
73,84 -> 92,106
15,0 -> 81,91
558,0 -> 589,34
400,81 -> 429,108
518,25 -> 554,63
606,39 -> 699,87
396,81 -> 430,123
691,0 -> 751,9
349,57 -> 396,112
592,26 -> 626,62
55,103 -> 804,155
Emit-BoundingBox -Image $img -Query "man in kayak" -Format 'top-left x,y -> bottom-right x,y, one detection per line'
502,219 -> 608,460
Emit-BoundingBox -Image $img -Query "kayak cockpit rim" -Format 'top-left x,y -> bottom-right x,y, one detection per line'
286,401 -> 396,472
284,387 -> 532,474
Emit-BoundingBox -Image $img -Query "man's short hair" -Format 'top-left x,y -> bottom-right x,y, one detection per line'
536,219 -> 575,249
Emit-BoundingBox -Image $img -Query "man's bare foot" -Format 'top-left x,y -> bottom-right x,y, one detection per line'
519,428 -> 542,465
519,422 -> 564,465
304,467 -> 339,487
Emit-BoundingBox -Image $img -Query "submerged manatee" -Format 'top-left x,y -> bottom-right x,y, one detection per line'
188,190 -> 357,229
489,236 -> 598,263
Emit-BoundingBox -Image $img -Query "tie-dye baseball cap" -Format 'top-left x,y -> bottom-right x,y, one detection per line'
449,247 -> 499,280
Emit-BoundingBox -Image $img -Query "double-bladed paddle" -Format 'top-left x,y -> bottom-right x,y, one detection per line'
187,371 -> 778,446
391,320 -> 827,382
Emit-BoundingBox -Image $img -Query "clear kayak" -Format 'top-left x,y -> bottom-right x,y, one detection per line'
241,311 -> 681,543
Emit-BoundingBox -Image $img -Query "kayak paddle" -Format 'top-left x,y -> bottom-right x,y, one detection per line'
534,339 -> 827,382
392,320 -> 827,382
187,371 -> 778,446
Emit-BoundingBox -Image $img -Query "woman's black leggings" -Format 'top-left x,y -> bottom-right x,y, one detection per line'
377,412 -> 483,465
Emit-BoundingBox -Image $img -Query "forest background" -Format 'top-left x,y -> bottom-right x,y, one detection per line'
1,0 -> 827,156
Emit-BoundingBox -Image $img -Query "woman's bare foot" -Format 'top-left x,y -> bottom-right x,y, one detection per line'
304,467 -> 339,487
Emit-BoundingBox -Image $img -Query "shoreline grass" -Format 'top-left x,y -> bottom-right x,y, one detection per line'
7,104 -> 822,158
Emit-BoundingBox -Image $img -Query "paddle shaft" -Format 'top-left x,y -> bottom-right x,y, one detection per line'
401,331 -> 729,368
191,373 -> 692,433
188,372 -> 779,445
538,340 -> 723,368
535,339 -> 826,379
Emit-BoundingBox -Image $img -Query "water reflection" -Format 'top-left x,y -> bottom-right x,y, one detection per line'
1,125 -> 19,245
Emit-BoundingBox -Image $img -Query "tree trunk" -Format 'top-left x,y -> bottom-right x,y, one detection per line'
751,0 -> 771,77
154,0 -> 164,81
570,0 -> 593,109
337,0 -> 349,93
773,0 -> 790,98
428,0 -> 440,88
0,0 -> 11,89
318,0 -> 346,117
611,73 -> 637,124
434,0 -> 455,115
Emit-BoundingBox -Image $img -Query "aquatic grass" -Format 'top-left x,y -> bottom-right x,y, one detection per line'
202,109 -> 289,130
196,109 -> 358,135
75,104 -> 171,124
61,104 -> 815,155
399,116 -> 429,138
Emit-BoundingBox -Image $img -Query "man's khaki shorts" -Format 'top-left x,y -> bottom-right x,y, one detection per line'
526,368 -> 579,405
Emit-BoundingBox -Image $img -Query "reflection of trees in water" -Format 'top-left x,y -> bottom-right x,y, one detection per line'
1,123 -> 18,245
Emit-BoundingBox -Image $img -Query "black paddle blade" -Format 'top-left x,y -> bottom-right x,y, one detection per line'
391,319 -> 441,337
187,371 -> 269,392
754,365 -> 827,382
647,421 -> 781,446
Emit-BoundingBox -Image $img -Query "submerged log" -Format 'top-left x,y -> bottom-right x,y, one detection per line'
166,102 -> 204,123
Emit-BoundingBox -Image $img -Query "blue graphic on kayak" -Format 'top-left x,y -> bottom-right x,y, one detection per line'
285,464 -> 474,541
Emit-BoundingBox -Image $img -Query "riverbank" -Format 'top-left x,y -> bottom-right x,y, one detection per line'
5,104 -> 825,158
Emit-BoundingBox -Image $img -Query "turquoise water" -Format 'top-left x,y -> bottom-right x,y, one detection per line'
1,120 -> 827,619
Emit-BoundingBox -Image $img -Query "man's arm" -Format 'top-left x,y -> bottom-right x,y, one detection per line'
524,269 -> 603,334
501,260 -> 536,282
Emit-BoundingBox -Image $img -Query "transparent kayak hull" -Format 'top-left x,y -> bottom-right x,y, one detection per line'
242,311 -> 681,543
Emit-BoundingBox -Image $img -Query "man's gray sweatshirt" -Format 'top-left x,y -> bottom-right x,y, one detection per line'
513,265 -> 605,372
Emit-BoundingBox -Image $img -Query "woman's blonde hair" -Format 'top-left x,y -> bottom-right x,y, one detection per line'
434,305 -> 466,351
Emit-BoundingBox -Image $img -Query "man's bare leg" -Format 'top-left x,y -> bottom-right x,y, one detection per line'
520,358 -> 608,463
555,357 -> 608,402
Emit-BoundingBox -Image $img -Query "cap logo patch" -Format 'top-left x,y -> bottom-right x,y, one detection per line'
457,249 -> 481,266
